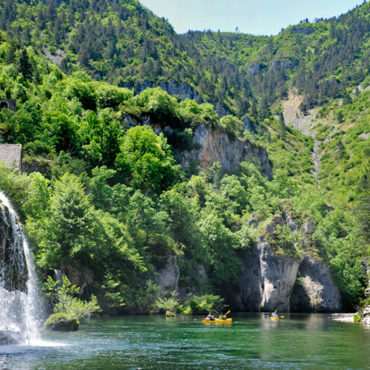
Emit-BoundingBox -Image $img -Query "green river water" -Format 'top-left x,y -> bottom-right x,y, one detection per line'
1,313 -> 369,369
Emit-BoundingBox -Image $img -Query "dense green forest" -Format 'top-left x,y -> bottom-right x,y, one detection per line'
0,0 -> 369,313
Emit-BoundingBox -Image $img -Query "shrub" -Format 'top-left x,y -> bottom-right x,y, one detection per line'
44,275 -> 101,328
178,294 -> 225,315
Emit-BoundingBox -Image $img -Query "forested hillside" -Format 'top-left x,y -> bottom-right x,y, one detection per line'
1,0 -> 368,117
0,0 -> 369,313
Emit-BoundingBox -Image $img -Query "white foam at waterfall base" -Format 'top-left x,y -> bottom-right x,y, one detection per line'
0,191 -> 43,345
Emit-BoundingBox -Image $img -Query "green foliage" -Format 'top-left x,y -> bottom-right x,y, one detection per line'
115,125 -> 180,192
178,294 -> 225,315
220,115 -> 243,135
0,0 -> 368,313
155,291 -> 180,315
44,275 -> 101,326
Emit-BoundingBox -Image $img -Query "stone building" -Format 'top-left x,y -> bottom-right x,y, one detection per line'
0,99 -> 16,112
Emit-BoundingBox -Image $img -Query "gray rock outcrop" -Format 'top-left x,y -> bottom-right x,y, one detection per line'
236,216 -> 300,312
290,257 -> 342,312
47,319 -> 79,331
177,123 -> 273,179
235,213 -> 341,312
269,58 -> 299,72
0,330 -> 22,344
235,246 -> 300,312
155,255 -> 180,294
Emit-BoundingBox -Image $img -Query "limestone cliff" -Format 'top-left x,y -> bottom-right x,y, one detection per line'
154,255 -> 180,294
290,258 -> 342,312
235,213 -> 341,312
177,123 -> 273,179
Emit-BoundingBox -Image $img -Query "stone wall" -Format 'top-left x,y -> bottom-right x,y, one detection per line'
0,99 -> 16,112
0,144 -> 22,170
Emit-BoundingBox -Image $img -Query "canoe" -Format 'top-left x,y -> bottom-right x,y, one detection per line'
203,318 -> 232,323
270,317 -> 279,321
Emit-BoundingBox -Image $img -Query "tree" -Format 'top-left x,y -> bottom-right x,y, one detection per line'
38,173 -> 95,267
279,112 -> 286,139
115,126 -> 179,192
17,48 -> 33,80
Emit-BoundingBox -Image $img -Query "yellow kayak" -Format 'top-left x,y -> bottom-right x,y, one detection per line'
203,318 -> 232,323
270,317 -> 279,321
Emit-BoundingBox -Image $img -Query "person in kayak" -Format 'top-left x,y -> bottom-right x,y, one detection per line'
271,310 -> 278,319
207,313 -> 215,321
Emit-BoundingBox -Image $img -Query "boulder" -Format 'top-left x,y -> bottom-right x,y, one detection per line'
0,330 -> 22,345
49,319 -> 79,331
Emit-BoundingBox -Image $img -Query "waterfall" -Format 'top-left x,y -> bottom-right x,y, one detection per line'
0,191 -> 42,345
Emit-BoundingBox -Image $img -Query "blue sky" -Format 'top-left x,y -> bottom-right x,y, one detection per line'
139,0 -> 365,35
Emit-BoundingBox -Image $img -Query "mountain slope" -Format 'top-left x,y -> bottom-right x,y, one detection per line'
1,0 -> 368,119
0,0 -> 368,312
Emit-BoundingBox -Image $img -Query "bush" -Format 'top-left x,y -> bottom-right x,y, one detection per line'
155,291 -> 179,316
44,275 -> 101,328
178,294 -> 225,315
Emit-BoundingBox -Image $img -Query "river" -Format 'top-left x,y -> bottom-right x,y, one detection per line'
1,313 -> 369,369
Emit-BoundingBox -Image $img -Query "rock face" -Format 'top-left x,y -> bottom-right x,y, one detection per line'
235,240 -> 300,312
260,253 -> 301,311
0,198 -> 28,291
235,214 -> 341,312
290,258 -> 342,312
269,58 -> 299,72
177,123 -> 273,179
155,255 -> 180,294
360,258 -> 370,326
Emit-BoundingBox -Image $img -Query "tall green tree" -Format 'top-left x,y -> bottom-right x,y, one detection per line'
115,125 -> 180,192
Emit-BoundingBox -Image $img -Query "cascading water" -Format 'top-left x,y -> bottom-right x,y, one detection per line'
0,191 -> 42,345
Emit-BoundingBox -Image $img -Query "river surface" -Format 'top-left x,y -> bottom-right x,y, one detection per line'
0,313 -> 369,369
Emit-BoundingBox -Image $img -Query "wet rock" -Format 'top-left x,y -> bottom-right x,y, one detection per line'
49,319 -> 79,331
0,330 -> 22,345
235,250 -> 262,311
0,200 -> 28,292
